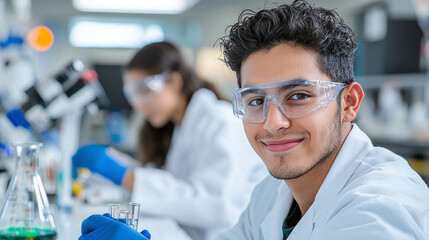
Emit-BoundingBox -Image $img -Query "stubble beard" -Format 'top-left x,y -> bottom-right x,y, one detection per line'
269,107 -> 343,180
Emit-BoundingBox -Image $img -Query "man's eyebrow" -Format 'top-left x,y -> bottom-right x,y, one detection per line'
278,78 -> 314,93
241,78 -> 310,95
242,77 -> 307,88
279,83 -> 302,92
241,88 -> 266,97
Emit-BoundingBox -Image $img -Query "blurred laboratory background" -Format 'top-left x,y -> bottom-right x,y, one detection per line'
0,0 -> 429,224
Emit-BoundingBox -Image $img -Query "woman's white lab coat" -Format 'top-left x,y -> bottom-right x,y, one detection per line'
218,124 -> 429,239
131,89 -> 267,240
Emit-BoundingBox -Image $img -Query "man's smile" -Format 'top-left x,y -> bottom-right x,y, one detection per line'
261,138 -> 304,152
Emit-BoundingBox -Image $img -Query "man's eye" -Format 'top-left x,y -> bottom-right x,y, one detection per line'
248,98 -> 264,106
290,93 -> 309,100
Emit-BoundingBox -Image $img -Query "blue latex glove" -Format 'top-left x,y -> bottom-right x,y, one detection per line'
72,144 -> 128,185
6,109 -> 31,129
79,213 -> 151,240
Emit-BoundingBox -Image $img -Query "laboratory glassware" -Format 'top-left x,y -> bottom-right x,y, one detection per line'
108,202 -> 140,231
129,203 -> 140,231
117,210 -> 130,225
108,203 -> 120,220
0,142 -> 57,239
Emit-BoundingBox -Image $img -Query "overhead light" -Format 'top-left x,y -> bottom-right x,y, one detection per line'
69,19 -> 164,48
72,0 -> 200,14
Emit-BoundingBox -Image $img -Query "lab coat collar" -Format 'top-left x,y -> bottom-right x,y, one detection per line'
170,88 -> 215,148
261,182 -> 293,239
179,88 -> 215,129
312,124 -> 373,222
260,178 -> 316,240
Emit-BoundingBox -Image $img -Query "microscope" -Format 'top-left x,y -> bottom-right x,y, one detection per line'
0,55 -> 110,212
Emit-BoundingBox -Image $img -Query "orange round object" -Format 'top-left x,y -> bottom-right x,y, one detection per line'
27,25 -> 54,51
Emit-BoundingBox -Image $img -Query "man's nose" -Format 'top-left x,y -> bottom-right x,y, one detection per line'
263,97 -> 291,133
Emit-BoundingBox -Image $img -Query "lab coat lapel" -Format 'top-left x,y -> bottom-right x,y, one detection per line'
287,205 -> 314,240
289,125 -> 372,239
261,182 -> 293,239
164,91 -> 198,174
312,124 -> 373,222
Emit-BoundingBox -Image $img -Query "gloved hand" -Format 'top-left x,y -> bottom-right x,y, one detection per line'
79,213 -> 151,240
72,144 -> 128,185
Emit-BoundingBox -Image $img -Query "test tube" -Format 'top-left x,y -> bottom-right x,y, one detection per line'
118,209 -> 130,225
129,202 -> 141,231
108,203 -> 120,220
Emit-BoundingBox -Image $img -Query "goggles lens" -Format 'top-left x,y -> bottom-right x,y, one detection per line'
123,72 -> 169,104
232,80 -> 348,123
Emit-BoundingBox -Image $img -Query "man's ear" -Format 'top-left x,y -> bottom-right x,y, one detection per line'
341,82 -> 364,122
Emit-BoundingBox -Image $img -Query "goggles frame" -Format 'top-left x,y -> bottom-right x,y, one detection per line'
123,71 -> 170,104
232,79 -> 348,123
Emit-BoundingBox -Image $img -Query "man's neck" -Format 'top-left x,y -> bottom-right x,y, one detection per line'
285,123 -> 353,217
285,155 -> 335,217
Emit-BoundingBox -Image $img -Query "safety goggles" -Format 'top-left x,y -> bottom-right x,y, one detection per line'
123,71 -> 170,104
232,80 -> 348,123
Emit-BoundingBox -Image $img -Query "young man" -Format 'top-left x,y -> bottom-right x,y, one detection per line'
79,1 -> 429,239
217,0 -> 429,239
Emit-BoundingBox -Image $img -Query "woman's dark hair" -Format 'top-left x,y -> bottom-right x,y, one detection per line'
219,0 -> 357,87
125,41 -> 221,168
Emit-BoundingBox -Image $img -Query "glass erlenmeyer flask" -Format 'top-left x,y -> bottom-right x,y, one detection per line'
0,142 -> 57,239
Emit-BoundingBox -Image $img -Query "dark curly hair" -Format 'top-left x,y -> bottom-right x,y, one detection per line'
219,0 -> 357,87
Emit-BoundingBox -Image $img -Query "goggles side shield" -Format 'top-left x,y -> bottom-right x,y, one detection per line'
232,80 -> 348,123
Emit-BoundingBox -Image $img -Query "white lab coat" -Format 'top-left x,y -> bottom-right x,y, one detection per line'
131,89 -> 267,240
218,124 -> 429,239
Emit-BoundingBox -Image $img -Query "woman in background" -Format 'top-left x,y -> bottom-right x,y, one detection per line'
72,41 -> 267,240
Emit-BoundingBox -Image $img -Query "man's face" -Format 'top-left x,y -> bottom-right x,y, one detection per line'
240,44 -> 343,180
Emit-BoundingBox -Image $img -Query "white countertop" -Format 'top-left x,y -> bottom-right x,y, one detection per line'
55,203 -> 192,240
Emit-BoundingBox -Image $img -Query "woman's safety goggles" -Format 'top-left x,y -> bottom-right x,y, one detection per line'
123,71 -> 170,104
232,80 -> 348,123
